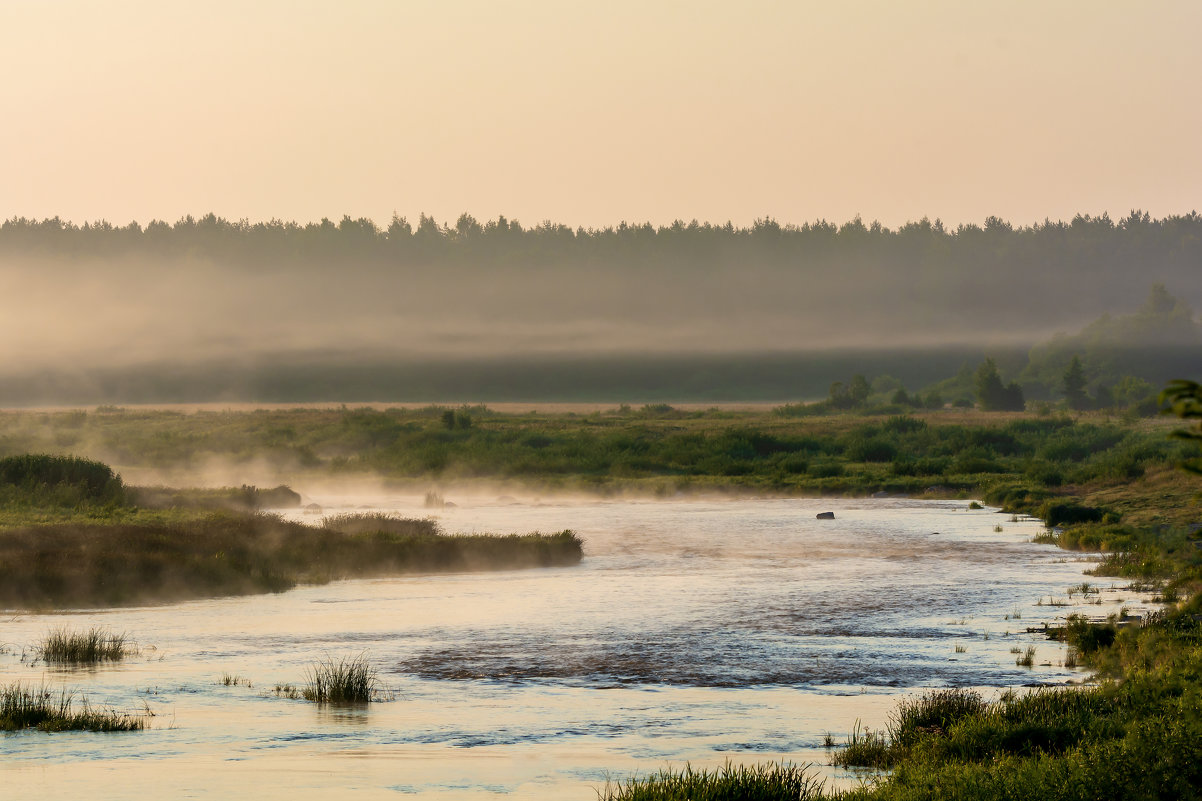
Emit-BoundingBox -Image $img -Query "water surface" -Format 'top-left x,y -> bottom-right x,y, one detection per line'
1,498 -> 1130,798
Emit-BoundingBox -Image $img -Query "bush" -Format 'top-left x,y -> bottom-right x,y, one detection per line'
1040,501 -> 1106,527
0,454 -> 124,504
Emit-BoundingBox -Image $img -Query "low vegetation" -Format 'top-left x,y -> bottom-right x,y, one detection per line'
40,627 -> 131,663
0,512 -> 583,608
301,653 -> 379,704
0,682 -> 145,732
599,762 -> 826,801
601,383 -> 1202,800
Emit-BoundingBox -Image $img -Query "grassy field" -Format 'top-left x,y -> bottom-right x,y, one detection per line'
2,403 -> 1200,786
0,404 -> 1194,513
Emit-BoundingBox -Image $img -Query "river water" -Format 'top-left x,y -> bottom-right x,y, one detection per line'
1,497 -> 1131,798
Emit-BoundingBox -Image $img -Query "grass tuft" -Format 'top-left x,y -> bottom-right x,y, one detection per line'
41,627 -> 131,663
832,720 -> 892,769
599,761 -> 825,801
887,688 -> 987,750
301,653 -> 379,704
0,682 -> 144,731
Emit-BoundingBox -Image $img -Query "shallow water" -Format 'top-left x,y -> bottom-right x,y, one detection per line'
1,497 -> 1139,798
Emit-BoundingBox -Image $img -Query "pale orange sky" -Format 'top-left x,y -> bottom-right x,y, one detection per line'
1,0 -> 1198,229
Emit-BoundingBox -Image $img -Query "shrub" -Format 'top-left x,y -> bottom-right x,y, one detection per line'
1040,501 -> 1106,527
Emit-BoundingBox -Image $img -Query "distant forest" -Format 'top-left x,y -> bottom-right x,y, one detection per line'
4,210 -> 1199,300
0,210 -> 1198,404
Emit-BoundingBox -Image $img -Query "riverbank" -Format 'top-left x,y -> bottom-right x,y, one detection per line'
0,506 -> 582,610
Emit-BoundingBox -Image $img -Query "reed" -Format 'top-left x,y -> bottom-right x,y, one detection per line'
41,627 -> 130,663
832,720 -> 892,769
302,653 -> 378,704
886,688 -> 987,750
321,512 -> 438,537
0,682 -> 144,731
599,762 -> 825,801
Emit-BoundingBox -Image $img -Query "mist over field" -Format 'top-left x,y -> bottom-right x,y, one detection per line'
1,212 -> 1198,403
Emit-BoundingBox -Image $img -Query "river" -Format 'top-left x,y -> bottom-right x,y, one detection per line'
1,497 -> 1132,798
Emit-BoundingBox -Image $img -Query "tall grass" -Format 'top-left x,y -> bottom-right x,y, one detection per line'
41,627 -> 130,663
302,653 -> 379,704
0,514 -> 584,609
832,720 -> 891,769
321,513 -> 437,536
0,682 -> 144,731
887,688 -> 987,750
599,762 -> 825,801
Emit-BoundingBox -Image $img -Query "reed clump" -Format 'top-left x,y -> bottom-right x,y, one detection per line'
599,762 -> 825,801
0,682 -> 144,731
321,512 -> 437,537
301,653 -> 379,704
41,627 -> 131,663
832,720 -> 892,769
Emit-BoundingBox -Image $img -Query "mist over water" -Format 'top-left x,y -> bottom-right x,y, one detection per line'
1,497 -> 1129,798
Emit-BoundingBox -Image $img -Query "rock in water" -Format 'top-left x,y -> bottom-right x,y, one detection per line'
816,511 -> 835,520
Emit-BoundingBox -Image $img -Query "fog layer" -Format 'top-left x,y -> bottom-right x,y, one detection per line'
2,212 -> 1198,399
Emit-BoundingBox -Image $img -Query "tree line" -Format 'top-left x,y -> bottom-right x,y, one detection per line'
1,210 -> 1198,280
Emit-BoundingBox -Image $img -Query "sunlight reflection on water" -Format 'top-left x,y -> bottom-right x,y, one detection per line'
1,498 -> 1132,798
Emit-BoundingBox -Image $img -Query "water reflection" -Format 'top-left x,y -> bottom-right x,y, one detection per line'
0,498 -> 1132,799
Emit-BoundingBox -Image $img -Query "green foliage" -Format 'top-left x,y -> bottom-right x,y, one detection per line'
975,359 -> 1025,411
1,682 -> 144,732
1161,379 -> 1202,473
887,688 -> 988,750
600,762 -> 825,801
1039,501 -> 1107,527
0,453 -> 124,506
1063,355 -> 1088,410
829,375 -> 871,410
0,513 -> 584,608
1024,285 -> 1201,399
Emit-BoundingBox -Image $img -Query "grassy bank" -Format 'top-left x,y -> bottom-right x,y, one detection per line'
0,406 -> 1196,511
587,403 -> 1202,800
0,512 -> 582,609
602,534 -> 1202,800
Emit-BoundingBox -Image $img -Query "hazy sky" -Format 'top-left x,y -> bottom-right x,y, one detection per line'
2,1 -> 1199,229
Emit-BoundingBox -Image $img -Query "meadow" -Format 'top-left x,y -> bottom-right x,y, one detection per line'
1,403 -> 1200,799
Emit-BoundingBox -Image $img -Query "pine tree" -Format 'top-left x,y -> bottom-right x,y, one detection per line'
1063,355 -> 1088,410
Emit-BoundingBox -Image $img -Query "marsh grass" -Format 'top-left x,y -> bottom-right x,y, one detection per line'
220,673 -> 252,687
1016,646 -> 1037,667
0,682 -> 144,731
41,627 -> 131,663
832,720 -> 892,769
599,762 -> 825,801
302,653 -> 380,704
887,689 -> 988,750
321,513 -> 437,537
0,514 -> 583,609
